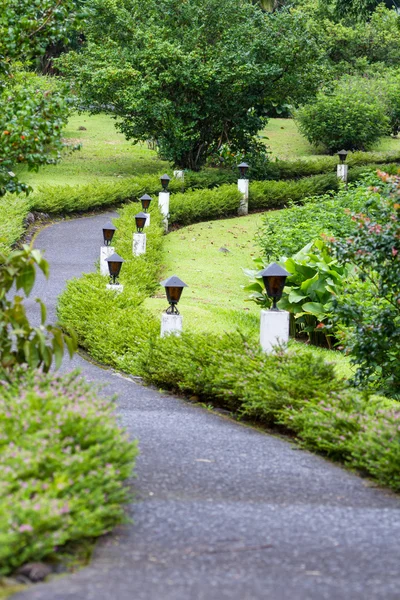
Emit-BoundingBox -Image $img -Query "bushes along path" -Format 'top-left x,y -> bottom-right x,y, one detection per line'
14,213 -> 400,600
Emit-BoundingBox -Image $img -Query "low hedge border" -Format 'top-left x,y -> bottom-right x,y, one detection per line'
57,181 -> 400,493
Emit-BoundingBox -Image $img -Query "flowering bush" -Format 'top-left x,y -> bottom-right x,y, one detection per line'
0,369 -> 137,575
331,171 -> 400,397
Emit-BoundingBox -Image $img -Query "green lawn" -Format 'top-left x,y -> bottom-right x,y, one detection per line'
262,118 -> 400,160
16,113 -> 170,188
145,213 -> 263,336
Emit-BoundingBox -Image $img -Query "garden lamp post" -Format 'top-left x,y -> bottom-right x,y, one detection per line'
140,194 -> 152,227
237,162 -> 249,216
105,252 -> 124,292
337,149 -> 348,183
160,275 -> 188,337
100,222 -> 117,276
258,262 -> 290,353
133,212 -> 147,256
159,174 -> 171,233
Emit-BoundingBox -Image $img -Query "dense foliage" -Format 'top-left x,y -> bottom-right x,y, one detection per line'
0,245 -> 76,376
0,1 -> 83,194
331,172 -> 400,397
0,368 -> 137,575
257,179 -> 379,259
295,78 -> 390,152
59,0 -> 324,170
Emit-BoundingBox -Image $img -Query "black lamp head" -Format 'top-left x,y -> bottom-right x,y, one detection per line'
134,212 -> 147,233
160,275 -> 188,314
238,162 -> 249,178
140,193 -> 152,212
337,149 -> 348,164
102,222 -> 117,246
160,174 -> 171,191
106,252 -> 124,284
258,262 -> 289,310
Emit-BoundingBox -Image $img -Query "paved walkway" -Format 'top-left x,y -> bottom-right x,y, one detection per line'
14,213 -> 400,600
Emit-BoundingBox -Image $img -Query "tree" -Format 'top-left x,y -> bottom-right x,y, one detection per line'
0,0 -> 84,195
59,0 -> 324,170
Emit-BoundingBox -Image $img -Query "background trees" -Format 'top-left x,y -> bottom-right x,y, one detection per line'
59,0 -> 324,170
0,0 -> 83,195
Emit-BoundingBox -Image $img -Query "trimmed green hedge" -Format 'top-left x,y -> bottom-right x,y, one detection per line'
0,194 -> 31,251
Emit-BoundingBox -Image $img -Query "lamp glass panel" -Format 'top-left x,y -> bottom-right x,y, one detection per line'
166,286 -> 183,304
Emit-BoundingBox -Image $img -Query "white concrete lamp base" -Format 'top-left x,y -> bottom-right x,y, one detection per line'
238,179 -> 249,216
106,284 -> 124,293
337,164 -> 348,183
161,313 -> 183,337
100,246 -> 115,276
133,232 -> 146,256
260,309 -> 289,353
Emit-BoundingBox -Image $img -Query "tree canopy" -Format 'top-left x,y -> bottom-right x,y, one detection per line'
0,0 -> 84,195
60,0 -> 324,170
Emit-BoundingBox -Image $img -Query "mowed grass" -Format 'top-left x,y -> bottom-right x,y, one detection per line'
262,118 -> 400,160
144,213 -> 264,336
16,113 -> 170,188
144,211 -> 353,377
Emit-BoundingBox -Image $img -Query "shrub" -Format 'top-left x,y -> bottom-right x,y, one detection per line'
0,245 -> 77,376
0,194 -> 31,252
295,79 -> 390,152
0,368 -> 137,575
331,171 -> 400,397
257,177 -> 381,260
169,185 -> 242,226
249,173 -> 338,210
136,332 -> 342,419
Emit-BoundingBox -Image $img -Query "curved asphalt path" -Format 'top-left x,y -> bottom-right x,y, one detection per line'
14,213 -> 400,600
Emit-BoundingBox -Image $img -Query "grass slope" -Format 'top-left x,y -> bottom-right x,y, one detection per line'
145,214 -> 263,336
16,114 -> 170,188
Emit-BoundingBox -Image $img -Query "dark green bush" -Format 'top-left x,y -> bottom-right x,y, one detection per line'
0,368 -> 137,575
295,79 -> 390,152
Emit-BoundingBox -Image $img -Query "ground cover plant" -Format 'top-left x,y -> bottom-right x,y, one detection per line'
257,176 -> 381,259
0,233 -> 137,578
0,368 -> 137,575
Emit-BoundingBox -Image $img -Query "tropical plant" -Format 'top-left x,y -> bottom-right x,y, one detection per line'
243,239 -> 351,345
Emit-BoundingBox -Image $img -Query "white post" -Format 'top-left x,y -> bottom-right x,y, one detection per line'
106,284 -> 124,293
174,170 -> 184,180
144,213 -> 151,227
238,179 -> 249,216
337,164 -> 348,183
161,313 -> 183,337
158,191 -> 170,232
133,232 -> 146,256
260,309 -> 289,353
100,246 -> 115,276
